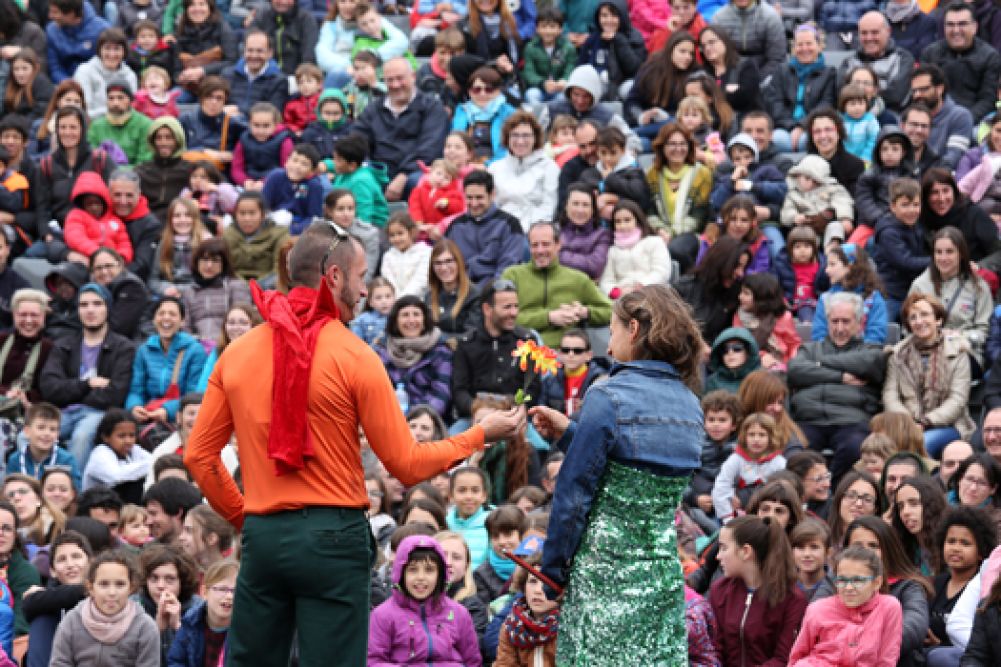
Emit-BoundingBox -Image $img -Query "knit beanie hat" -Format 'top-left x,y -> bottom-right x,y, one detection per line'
78,282 -> 113,306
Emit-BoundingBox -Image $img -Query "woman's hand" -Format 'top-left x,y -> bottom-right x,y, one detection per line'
529,406 -> 570,442
495,55 -> 514,74
132,406 -> 150,422
157,591 -> 182,632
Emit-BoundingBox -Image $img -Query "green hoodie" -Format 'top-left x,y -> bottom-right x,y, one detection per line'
331,164 -> 390,227
136,116 -> 192,221
88,109 -> 154,165
704,327 -> 761,395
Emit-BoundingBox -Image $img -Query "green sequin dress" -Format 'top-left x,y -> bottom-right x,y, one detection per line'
556,461 -> 689,667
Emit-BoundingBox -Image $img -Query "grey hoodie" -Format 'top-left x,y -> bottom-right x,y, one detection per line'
540,65 -> 642,154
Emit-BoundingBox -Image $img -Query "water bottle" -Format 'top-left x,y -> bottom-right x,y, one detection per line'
395,382 -> 409,414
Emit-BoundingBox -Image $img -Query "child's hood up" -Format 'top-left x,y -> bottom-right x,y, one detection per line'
708,326 -> 761,372
872,125 -> 915,172
787,154 -> 839,189
70,171 -> 113,216
392,535 -> 450,589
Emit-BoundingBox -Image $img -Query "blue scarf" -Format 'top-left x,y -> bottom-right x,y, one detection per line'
488,547 -> 516,580
460,94 -> 507,124
790,54 -> 826,121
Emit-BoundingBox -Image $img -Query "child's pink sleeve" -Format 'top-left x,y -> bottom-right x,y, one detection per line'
217,183 -> 240,214
231,144 -> 248,187
279,137 -> 295,168
981,545 -> 1001,599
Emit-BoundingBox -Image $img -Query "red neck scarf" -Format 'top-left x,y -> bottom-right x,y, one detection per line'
251,281 -> 340,475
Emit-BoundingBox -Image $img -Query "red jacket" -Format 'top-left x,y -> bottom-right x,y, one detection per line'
283,92 -> 320,136
648,14 -> 707,55
710,576 -> 807,667
788,593 -> 901,667
63,172 -> 133,262
407,175 -> 465,236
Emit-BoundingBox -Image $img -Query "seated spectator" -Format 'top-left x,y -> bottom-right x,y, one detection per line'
766,24 -> 837,154
63,172 -> 133,265
598,200 -> 671,297
224,30 -> 289,117
252,0 -> 317,76
813,243 -> 888,345
501,221 -> 613,347
474,505 -> 525,606
82,408 -> 151,504
674,235 -> 747,343
557,184 -> 610,281
623,31 -> 698,149
802,107 -> 865,196
675,95 -> 727,169
302,89 -> 354,170
46,0 -> 111,83
698,25 -> 761,117
350,277 -> 393,346
231,102 -> 293,190
579,125 -> 651,216
709,133 -> 786,225
537,328 -> 610,415
920,168 -> 1001,266
0,289 -> 53,423
127,23 -> 177,84
884,292 -> 976,458
4,473 -> 66,556
451,66 -> 517,165
38,281 -> 135,466
315,0 -> 360,84
5,48 -> 54,124
0,499 -> 40,640
172,0 -> 237,100
837,12 -> 914,114
887,0 -> 937,59
222,191 -> 288,285
844,64 -> 899,129
488,111 -> 559,232
407,159 -> 465,242
415,24 -> 463,89
901,104 -> 943,175
522,8 -> 577,105
779,155 -> 854,248
136,116 -> 194,224
374,295 -> 452,417
178,77 -> 245,170
908,64 -> 973,170
342,50 -> 386,121
871,178 -> 930,321
644,122 -> 711,253
697,194 -> 772,276
683,72 -> 738,142
733,272 -> 800,371
126,297 -> 208,426
194,304 -> 258,392
322,189 -> 380,284
704,327 -> 761,395
710,0 -> 785,78
137,542 -> 200,664
854,127 -> 916,233
261,144 -> 325,236
458,0 -> 521,87
149,198 -> 211,297
283,64 -> 323,137
351,2 -> 412,69
0,117 -> 41,261
471,396 -> 541,505
957,112 -> 1001,188
380,213 -> 432,298
541,65 -> 641,155
647,0 -> 706,54
425,240 -> 481,340
86,239 -> 152,339
180,162 -> 238,234
86,78 -> 152,166
839,83 -> 880,165
179,239 -> 250,342
73,27 -> 136,120
909,228 -> 992,374
329,134 -> 389,230
166,558 -> 239,666
920,1 -> 1001,125
41,261 -> 86,341
7,402 -> 81,489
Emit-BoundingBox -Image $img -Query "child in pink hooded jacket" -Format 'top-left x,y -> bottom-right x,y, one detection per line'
368,535 -> 482,667
789,545 -> 902,667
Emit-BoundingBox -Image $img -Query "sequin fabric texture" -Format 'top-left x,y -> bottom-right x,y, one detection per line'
557,462 -> 689,666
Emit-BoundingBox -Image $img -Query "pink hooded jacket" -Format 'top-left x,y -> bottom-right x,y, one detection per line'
788,592 -> 902,666
368,535 -> 482,667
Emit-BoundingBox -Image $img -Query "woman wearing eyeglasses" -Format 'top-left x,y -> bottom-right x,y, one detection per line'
178,238 -> 251,343
426,240 -> 481,341
450,66 -> 517,165
488,111 -> 559,233
827,471 -> 885,553
789,544 -> 903,666
883,292 -> 976,459
529,285 -> 704,664
949,453 -> 1001,513
88,247 -> 149,340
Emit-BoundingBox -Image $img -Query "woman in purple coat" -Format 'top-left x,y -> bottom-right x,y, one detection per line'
368,535 -> 482,666
558,184 -> 612,280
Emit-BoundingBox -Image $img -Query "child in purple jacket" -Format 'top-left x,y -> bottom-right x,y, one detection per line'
368,535 -> 482,667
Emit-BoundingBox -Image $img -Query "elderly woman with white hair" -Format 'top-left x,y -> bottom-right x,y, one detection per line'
0,288 -> 53,416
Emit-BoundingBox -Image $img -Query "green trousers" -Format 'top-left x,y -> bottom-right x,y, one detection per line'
226,507 -> 374,667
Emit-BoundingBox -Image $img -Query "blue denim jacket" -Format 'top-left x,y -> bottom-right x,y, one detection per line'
541,360 -> 703,590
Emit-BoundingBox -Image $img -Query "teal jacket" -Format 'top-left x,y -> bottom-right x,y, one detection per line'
126,331 -> 208,419
446,504 -> 492,570
331,164 -> 390,227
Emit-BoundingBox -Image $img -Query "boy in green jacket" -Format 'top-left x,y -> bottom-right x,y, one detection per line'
330,133 -> 389,228
523,8 -> 578,105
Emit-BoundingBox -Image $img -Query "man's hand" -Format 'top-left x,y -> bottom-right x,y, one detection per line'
88,376 -> 110,389
842,372 -> 866,386
479,406 -> 526,442
386,173 -> 407,202
548,306 -> 577,327
528,405 -> 570,441
696,494 -> 713,514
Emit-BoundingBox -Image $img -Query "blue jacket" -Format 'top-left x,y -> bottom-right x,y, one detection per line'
180,109 -> 245,152
125,331 -> 208,419
261,169 -> 325,235
46,2 -> 110,82
238,128 -> 292,182
7,445 -> 81,490
538,356 -> 611,413
451,99 -> 517,164
987,304 -> 1001,368
224,59 -> 290,116
812,284 -> 888,345
352,91 -> 451,178
842,112 -> 880,163
446,505 -> 491,570
773,248 -> 828,304
709,162 -> 787,219
300,119 -> 354,161
891,10 -> 937,60
871,213 -> 931,301
444,205 -> 526,284
819,0 -> 877,33
541,360 -> 702,590
166,599 -> 220,667
512,0 -> 537,41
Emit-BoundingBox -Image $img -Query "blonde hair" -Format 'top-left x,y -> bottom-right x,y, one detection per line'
120,503 -> 149,528
677,95 -> 712,126
859,432 -> 898,460
870,412 -> 928,459
11,288 -> 50,313
434,530 -> 477,600
549,114 -> 579,141
738,412 -> 782,459
430,158 -> 458,179
203,558 -> 240,587
141,65 -> 171,89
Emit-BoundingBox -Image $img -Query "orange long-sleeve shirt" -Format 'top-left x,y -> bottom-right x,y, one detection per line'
184,318 -> 484,530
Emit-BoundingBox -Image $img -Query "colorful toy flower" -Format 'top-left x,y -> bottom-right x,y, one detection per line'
512,339 -> 561,404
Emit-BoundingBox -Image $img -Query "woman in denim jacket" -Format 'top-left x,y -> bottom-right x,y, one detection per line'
530,284 -> 704,665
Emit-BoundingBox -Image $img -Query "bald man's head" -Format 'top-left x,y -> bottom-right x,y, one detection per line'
383,57 -> 416,105
859,12 -> 891,57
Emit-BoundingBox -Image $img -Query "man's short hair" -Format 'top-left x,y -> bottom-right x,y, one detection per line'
434,26 -> 466,51
742,110 -> 774,132
108,167 -> 141,188
51,0 -> 83,17
333,134 -> 368,165
480,277 -> 517,307
178,392 -> 203,414
537,7 -> 564,25
352,50 -> 380,68
142,478 -> 202,518
463,169 -> 494,194
901,103 -> 933,125
484,504 -> 528,537
911,64 -> 946,88
596,126 -> 626,150
561,327 -> 591,350
295,63 -> 323,83
153,454 -> 191,482
890,177 -> 921,202
825,291 -> 863,322
97,27 -> 128,53
943,1 -> 976,22
24,402 -> 61,426
76,487 -> 124,517
291,143 -> 320,168
198,76 -> 230,101
288,220 -> 359,289
243,28 -> 272,50
528,220 -> 560,242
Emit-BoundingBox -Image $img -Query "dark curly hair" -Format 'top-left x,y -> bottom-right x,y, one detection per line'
934,506 -> 997,574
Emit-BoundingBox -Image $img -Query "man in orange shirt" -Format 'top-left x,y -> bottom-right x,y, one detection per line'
185,221 -> 523,667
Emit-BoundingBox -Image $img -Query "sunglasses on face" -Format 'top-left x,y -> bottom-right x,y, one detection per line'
560,346 -> 588,355
469,85 -> 496,94
724,343 -> 746,354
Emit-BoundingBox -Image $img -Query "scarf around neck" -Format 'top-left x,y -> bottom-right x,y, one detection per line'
896,333 -> 951,417
386,329 -> 441,369
614,227 -> 642,248
886,0 -> 921,23
461,94 -> 507,124
503,596 -> 560,649
251,280 -> 340,475
81,597 -> 138,645
489,546 -> 516,580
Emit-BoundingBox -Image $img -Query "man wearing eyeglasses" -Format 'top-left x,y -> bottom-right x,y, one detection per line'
186,220 -> 524,667
788,292 -> 886,484
920,2 -> 1001,124
908,64 -> 974,170
980,407 -> 1001,466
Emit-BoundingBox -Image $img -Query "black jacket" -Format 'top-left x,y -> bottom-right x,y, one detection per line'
35,143 -> 114,230
123,207 -> 163,282
107,270 -> 150,340
963,604 -> 1001,666
253,4 -> 319,76
451,324 -> 539,418
39,329 -> 136,409
920,37 -> 1001,123
765,61 -> 837,131
707,57 -> 763,116
673,274 -> 739,345
174,19 -> 238,77
579,163 -> 652,213
537,356 -> 611,413
352,91 -> 451,179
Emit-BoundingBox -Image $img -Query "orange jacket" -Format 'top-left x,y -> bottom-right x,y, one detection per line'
184,318 -> 485,529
